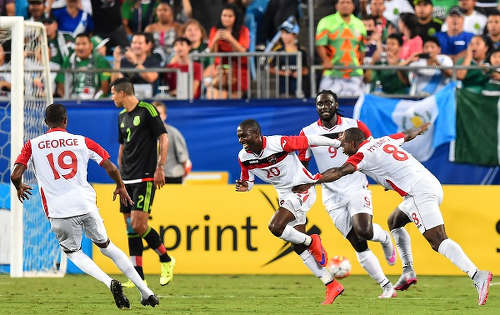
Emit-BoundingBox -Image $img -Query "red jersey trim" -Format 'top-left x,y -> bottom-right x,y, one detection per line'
40,187 -> 49,217
245,152 -> 288,170
85,137 -> 111,165
123,178 -> 154,184
389,132 -> 405,140
15,140 -> 32,167
47,128 -> 67,133
297,130 -> 310,162
357,120 -> 372,138
346,152 -> 364,170
316,115 -> 342,129
302,168 -> 321,180
386,179 -> 408,197
238,158 -> 250,181
358,139 -> 370,149
281,136 -> 309,152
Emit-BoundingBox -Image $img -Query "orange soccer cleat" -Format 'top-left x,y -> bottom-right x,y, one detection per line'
308,234 -> 328,267
322,280 -> 344,304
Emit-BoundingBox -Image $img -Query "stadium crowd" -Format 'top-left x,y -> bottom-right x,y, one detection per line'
0,0 -> 500,99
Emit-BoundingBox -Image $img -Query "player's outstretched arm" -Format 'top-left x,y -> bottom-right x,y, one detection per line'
403,122 -> 431,142
317,163 -> 356,184
10,164 -> 32,203
101,159 -> 134,206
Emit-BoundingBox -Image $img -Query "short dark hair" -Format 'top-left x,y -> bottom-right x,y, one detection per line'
238,119 -> 261,134
45,103 -> 67,126
316,90 -> 338,103
111,77 -> 135,95
361,14 -> 377,24
174,36 -> 192,46
133,32 -> 154,44
75,33 -> 91,42
489,9 -> 500,17
423,36 -> 440,48
387,33 -> 404,46
398,13 -> 419,38
343,128 -> 366,144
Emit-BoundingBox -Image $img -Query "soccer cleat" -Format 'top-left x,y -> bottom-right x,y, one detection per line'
381,231 -> 396,266
473,270 -> 492,305
378,283 -> 397,299
122,279 -> 147,289
322,280 -> 344,304
110,279 -> 130,309
160,257 -> 176,286
308,234 -> 328,267
141,294 -> 160,307
394,270 -> 417,291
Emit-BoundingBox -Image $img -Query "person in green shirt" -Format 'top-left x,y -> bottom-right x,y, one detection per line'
56,33 -> 112,99
43,16 -> 74,67
482,47 -> 500,96
432,0 -> 459,20
121,0 -> 159,35
315,0 -> 367,96
456,35 -> 491,93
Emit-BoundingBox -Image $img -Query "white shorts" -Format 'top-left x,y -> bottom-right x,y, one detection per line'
49,211 -> 108,253
277,186 -> 316,227
319,76 -> 363,96
326,188 -> 373,237
398,176 -> 444,233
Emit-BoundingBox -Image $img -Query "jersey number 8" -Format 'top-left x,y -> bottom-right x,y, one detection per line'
382,144 -> 408,161
46,151 -> 78,180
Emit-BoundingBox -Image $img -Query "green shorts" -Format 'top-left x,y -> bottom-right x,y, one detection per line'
120,181 -> 156,214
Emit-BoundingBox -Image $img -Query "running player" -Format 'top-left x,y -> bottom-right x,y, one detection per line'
10,103 -> 159,308
298,90 -> 396,298
293,123 -> 492,305
235,119 -> 344,304
111,78 -> 175,287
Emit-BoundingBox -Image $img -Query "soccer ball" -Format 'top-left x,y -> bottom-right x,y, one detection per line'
327,255 -> 352,279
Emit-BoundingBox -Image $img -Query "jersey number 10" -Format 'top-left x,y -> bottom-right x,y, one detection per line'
46,151 -> 78,180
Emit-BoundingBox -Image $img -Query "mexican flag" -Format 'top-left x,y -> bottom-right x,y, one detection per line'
451,88 -> 500,165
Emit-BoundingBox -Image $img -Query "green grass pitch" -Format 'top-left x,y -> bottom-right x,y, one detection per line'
0,274 -> 497,314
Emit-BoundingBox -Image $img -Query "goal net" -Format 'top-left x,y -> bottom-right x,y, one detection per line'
0,17 -> 66,277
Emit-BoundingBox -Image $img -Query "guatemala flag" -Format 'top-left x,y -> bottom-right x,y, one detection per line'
353,82 -> 456,161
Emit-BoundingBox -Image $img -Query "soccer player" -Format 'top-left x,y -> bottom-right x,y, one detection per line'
298,90 -> 396,298
293,123 -> 492,305
10,103 -> 159,308
235,119 -> 344,304
111,77 -> 175,287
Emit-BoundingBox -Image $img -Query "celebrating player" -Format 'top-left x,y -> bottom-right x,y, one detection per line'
235,119 -> 344,304
293,123 -> 492,305
10,103 -> 159,308
298,90 -> 396,298
111,78 -> 175,287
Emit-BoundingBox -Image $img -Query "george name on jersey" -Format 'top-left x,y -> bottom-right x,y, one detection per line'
38,138 -> 79,149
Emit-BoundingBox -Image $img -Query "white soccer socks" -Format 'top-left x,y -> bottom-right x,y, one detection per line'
299,250 -> 333,285
391,227 -> 413,269
280,225 -> 312,246
356,249 -> 390,288
371,223 -> 388,243
100,241 -> 154,298
437,238 -> 478,279
67,250 -> 112,288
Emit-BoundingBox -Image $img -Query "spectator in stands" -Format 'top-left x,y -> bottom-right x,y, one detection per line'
441,0 -> 487,35
435,6 -> 474,62
52,0 -> 94,37
268,20 -> 309,97
26,0 -> 44,21
0,44 -> 11,97
145,1 -> 183,66
121,0 -> 157,34
43,15 -> 73,67
367,0 -> 387,29
381,0 -> 414,26
46,0 -> 92,15
182,0 -> 224,33
398,13 -> 423,60
261,0 -> 301,46
486,10 -> 500,48
456,35 -> 492,93
112,32 -> 161,98
414,0 -> 443,40
0,0 -> 15,16
365,33 -> 410,95
56,33 -> 111,99
90,0 -> 129,54
361,15 -> 379,65
91,35 -> 109,57
163,37 -> 202,99
482,47 -> 500,95
432,0 -> 459,20
405,36 -> 454,95
152,101 -> 192,184
183,19 -> 210,68
206,3 -> 250,99
316,0 -> 366,96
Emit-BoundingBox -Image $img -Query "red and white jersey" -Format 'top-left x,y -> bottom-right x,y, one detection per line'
345,133 -> 438,196
299,116 -> 371,203
15,128 -> 110,218
238,135 -> 320,195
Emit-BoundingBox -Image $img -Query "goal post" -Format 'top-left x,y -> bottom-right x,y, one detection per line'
0,17 -> 66,277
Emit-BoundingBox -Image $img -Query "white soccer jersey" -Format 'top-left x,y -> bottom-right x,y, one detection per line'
238,135 -> 319,195
15,128 -> 110,218
299,117 -> 371,204
345,133 -> 437,196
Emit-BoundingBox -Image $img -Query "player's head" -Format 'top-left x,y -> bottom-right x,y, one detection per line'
45,103 -> 67,128
237,119 -> 262,152
341,127 -> 366,156
315,90 -> 339,122
152,101 -> 167,122
110,77 -> 134,107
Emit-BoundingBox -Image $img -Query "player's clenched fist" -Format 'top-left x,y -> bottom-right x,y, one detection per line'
235,180 -> 249,192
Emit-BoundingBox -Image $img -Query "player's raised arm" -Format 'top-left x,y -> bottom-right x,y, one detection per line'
101,159 -> 134,206
280,135 -> 341,152
402,122 -> 431,142
10,164 -> 32,202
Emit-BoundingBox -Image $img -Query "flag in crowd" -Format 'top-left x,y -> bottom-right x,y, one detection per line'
451,88 -> 500,166
354,82 -> 456,162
